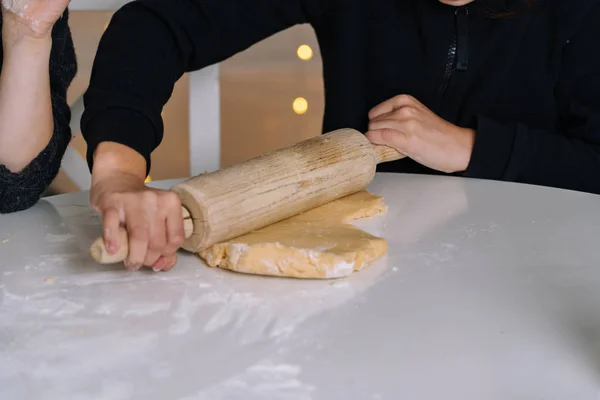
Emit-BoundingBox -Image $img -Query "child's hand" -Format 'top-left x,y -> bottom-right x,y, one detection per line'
365,94 -> 476,173
90,171 -> 185,272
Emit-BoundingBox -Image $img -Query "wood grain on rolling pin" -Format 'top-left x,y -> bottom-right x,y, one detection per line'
173,128 -> 404,252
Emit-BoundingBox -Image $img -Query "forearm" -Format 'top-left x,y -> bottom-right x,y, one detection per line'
464,115 -> 600,194
0,20 -> 53,172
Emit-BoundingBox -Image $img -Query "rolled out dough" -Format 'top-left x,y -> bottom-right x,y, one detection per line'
197,191 -> 388,279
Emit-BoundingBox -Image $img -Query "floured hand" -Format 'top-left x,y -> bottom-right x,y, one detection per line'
1,0 -> 70,38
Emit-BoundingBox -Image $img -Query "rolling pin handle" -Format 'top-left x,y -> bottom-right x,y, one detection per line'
89,206 -> 194,264
372,144 -> 406,164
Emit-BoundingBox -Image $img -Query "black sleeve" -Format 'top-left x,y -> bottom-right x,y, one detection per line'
81,0 -> 333,175
463,4 -> 600,195
0,11 -> 77,214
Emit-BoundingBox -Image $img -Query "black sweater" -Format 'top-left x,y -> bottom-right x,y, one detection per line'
0,10 -> 77,213
82,0 -> 600,194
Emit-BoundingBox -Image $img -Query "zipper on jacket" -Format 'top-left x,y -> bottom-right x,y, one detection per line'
440,6 -> 469,93
455,7 -> 469,70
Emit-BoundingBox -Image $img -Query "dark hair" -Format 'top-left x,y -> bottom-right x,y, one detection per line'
484,0 -> 534,19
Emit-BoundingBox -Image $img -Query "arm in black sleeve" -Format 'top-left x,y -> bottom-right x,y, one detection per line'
464,4 -> 600,195
81,0 -> 333,174
0,11 -> 77,214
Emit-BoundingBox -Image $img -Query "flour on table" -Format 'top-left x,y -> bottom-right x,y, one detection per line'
190,361 -> 315,400
198,191 -> 388,279
45,233 -> 76,244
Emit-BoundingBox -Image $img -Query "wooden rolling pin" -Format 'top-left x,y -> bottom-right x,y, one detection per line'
90,128 -> 404,264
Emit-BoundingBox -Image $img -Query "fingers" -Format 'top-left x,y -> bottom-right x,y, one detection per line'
95,187 -> 185,272
365,128 -> 409,152
148,213 -> 167,255
368,94 -> 418,119
367,97 -> 420,154
143,250 -> 162,270
148,254 -> 178,272
368,110 -> 396,123
102,207 -> 122,255
162,255 -> 178,272
164,193 -> 185,254
124,210 -> 150,270
368,117 -> 403,132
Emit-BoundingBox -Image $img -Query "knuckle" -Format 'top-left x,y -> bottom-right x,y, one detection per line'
395,94 -> 412,103
141,191 -> 159,205
163,192 -> 181,208
171,235 -> 185,247
397,106 -> 416,119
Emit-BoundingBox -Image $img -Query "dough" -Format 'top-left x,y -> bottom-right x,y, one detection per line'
198,191 -> 387,279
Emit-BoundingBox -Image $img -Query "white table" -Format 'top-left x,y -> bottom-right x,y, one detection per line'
1,173 -> 600,399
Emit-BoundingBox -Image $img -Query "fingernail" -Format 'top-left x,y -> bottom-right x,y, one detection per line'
124,260 -> 138,271
152,260 -> 165,272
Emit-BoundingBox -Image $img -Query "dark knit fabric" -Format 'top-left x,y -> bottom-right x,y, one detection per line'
0,10 -> 77,214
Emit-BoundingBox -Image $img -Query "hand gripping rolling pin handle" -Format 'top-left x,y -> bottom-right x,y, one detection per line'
89,207 -> 194,264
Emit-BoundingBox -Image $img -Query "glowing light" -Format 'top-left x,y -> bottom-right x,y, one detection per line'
293,97 -> 308,115
296,44 -> 313,61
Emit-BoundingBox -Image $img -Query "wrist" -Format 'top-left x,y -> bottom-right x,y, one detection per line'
91,142 -> 148,185
2,24 -> 52,54
456,127 -> 476,172
1,8 -> 54,43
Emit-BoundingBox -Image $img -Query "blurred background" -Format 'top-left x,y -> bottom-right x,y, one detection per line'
51,9 -> 324,194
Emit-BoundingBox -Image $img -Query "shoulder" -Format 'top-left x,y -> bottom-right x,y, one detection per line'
526,0 -> 600,42
545,0 -> 600,29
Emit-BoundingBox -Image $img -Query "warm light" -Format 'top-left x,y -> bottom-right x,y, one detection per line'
293,97 -> 308,115
296,44 -> 313,61
145,176 -> 152,183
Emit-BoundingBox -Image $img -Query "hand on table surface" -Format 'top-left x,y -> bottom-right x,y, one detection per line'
365,94 -> 476,173
90,171 -> 186,272
1,0 -> 70,39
